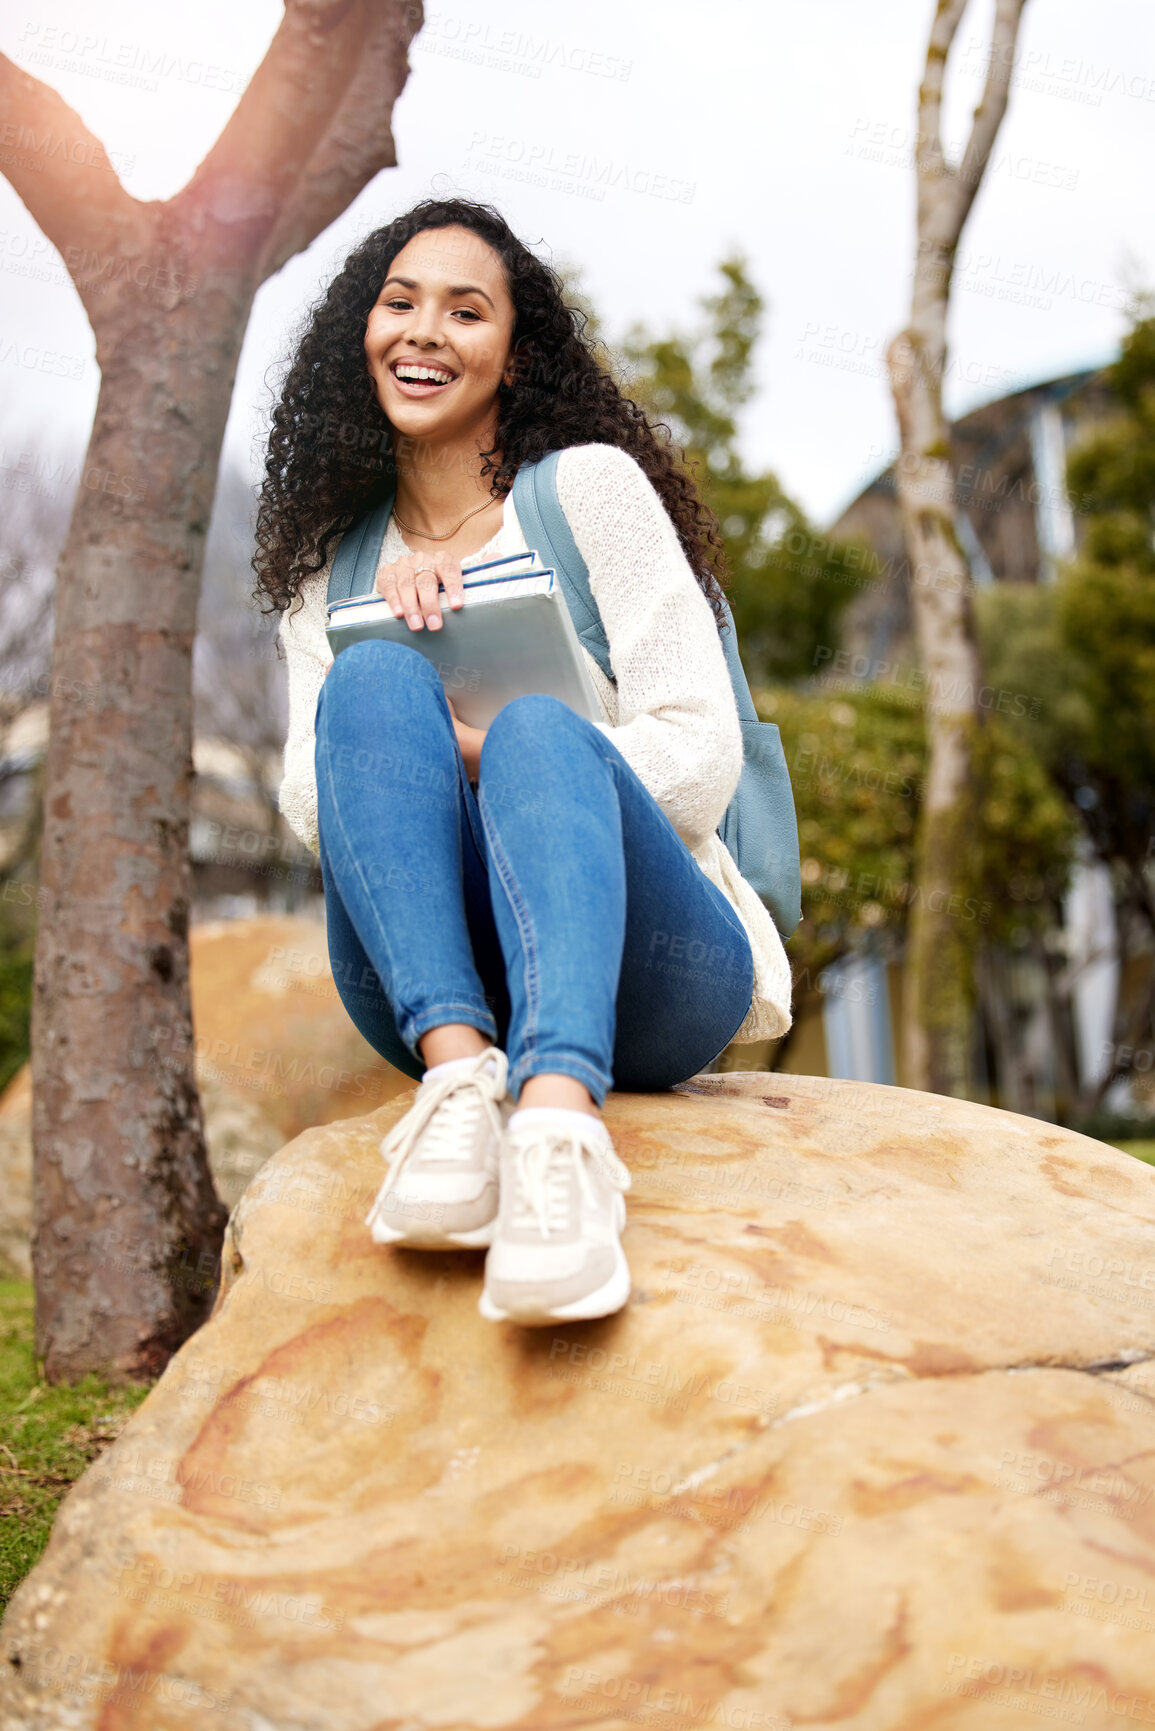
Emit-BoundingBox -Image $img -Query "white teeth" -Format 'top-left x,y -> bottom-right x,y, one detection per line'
394,364 -> 453,384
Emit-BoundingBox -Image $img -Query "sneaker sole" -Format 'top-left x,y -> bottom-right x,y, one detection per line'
368,1216 -> 496,1251
478,1240 -> 631,1325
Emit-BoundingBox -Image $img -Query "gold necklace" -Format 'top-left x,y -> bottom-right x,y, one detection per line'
392,495 -> 501,542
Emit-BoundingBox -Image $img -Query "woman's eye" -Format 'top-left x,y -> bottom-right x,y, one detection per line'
378,299 -> 478,319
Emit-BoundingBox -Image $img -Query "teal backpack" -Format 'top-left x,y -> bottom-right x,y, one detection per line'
326,450 -> 801,938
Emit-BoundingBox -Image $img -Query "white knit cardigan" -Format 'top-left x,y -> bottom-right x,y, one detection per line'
277,442 -> 792,1043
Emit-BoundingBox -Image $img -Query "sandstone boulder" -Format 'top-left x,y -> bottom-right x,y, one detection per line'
3,1074 -> 1155,1730
0,915 -> 410,1275
185,915 -> 410,1146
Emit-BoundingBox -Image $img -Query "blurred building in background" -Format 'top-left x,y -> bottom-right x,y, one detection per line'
830,368 -> 1112,666
0,455 -> 320,924
0,701 -> 319,923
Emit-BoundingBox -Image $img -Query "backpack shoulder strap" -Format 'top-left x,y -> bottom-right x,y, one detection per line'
511,456 -> 757,713
512,453 -> 614,681
514,453 -> 798,933
326,483 -> 397,608
715,598 -> 759,722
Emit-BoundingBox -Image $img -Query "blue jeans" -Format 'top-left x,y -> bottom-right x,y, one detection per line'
314,639 -> 754,1106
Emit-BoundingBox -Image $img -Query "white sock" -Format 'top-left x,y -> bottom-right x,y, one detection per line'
508,1105 -> 609,1144
422,1048 -> 500,1085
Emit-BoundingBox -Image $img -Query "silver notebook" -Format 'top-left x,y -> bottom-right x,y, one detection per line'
325,554 -> 604,730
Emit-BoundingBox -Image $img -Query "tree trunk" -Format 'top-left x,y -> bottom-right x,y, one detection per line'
31,276 -> 254,1380
3,0 -> 421,1381
887,330 -> 983,1096
886,0 -> 1029,1096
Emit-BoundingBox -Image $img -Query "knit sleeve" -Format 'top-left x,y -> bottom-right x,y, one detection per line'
554,443 -> 743,850
276,578 -> 332,858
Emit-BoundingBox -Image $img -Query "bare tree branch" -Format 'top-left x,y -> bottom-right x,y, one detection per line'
913,0 -> 969,193
0,55 -> 150,313
916,0 -> 1030,267
950,0 -> 1029,235
256,1 -> 421,283
174,0 -> 384,267
3,1 -> 422,311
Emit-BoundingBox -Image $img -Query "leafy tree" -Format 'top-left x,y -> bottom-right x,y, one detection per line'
0,895 -> 35,1096
761,688 -> 1075,1033
973,585 -> 1090,776
616,258 -> 857,681
977,311 -> 1155,1105
1060,312 -> 1155,885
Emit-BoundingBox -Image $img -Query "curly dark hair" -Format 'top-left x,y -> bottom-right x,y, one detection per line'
252,196 -> 729,624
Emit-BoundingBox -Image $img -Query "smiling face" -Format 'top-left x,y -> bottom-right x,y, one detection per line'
364,225 -> 518,450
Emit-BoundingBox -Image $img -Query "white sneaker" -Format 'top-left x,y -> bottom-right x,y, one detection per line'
365,1048 -> 511,1248
479,1109 -> 632,1324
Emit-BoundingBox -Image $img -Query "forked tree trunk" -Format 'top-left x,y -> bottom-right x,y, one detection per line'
31,277 -> 257,1379
1,0 -> 420,1381
885,0 -> 1029,1096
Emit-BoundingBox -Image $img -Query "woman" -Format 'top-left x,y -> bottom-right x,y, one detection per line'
254,197 -> 791,1327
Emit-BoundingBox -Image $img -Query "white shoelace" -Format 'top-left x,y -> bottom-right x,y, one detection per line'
508,1128 -> 631,1237
380,1050 -> 508,1187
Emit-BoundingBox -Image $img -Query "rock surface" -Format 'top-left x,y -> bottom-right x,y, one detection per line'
0,916 -> 410,1275
4,1074 -> 1155,1730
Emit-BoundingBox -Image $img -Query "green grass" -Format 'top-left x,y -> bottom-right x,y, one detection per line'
1110,1140 -> 1155,1167
0,1282 -> 153,1611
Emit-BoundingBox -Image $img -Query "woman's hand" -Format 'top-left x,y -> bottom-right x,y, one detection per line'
447,698 -> 487,781
374,551 -> 465,631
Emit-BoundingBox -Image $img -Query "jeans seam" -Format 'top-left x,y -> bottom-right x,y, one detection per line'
702,943 -> 756,1071
478,785 -> 540,1063
316,702 -> 490,1058
602,747 -> 755,1052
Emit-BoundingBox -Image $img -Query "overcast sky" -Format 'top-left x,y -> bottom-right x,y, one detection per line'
1,0 -> 1151,526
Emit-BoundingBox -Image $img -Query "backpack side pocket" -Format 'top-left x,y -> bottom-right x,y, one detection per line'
718,719 -> 802,938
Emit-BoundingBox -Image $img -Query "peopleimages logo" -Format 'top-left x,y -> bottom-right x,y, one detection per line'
547,1339 -> 777,1415
942,1654 -> 1155,1722
560,1668 -> 790,1728
465,132 -> 695,204
610,1462 -> 843,1537
415,14 -> 632,80
496,1546 -> 729,1616
17,24 -> 249,94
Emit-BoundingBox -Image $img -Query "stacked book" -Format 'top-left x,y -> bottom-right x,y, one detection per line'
326,550 -> 602,729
